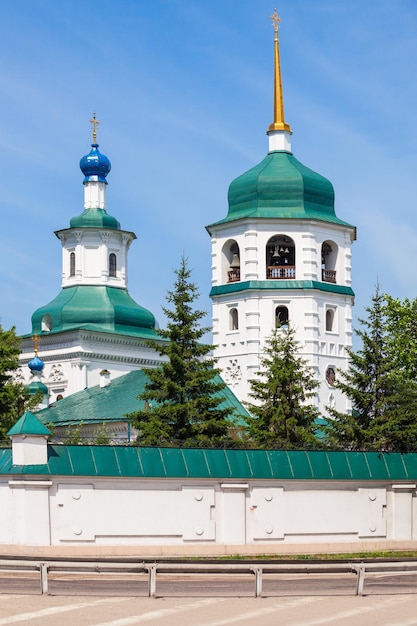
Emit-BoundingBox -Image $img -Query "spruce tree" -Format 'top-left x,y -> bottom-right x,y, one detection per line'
129,257 -> 235,446
0,324 -> 39,441
325,284 -> 417,451
246,326 -> 320,448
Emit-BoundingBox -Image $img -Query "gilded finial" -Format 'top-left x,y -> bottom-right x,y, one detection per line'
32,334 -> 40,357
89,112 -> 100,144
270,8 -> 281,35
267,7 -> 291,134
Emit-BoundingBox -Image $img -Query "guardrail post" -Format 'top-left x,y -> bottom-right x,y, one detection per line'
147,564 -> 157,598
40,563 -> 48,595
251,566 -> 263,598
355,565 -> 365,596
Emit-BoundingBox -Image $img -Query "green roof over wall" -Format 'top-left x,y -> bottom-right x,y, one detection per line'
1,446 -> 417,481
37,369 -> 250,428
30,285 -> 159,339
207,151 -> 354,229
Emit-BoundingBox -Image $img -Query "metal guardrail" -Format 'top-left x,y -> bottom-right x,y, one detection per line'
1,558 -> 417,597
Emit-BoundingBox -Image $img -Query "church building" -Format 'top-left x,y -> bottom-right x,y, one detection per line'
206,10 -> 356,417
17,116 -> 164,406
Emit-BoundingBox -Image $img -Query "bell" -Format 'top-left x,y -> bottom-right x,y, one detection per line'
230,253 -> 240,268
271,244 -> 280,259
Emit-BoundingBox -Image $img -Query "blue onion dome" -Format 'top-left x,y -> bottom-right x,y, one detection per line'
80,143 -> 111,183
28,355 -> 44,373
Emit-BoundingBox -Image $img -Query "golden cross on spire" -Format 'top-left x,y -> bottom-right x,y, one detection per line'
32,334 -> 40,357
270,8 -> 281,34
89,112 -> 100,144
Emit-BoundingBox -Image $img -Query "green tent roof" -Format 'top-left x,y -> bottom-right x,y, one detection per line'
30,285 -> 159,339
8,411 -> 51,437
208,151 -> 354,229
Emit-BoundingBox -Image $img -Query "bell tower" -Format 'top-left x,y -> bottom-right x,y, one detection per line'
206,10 -> 356,416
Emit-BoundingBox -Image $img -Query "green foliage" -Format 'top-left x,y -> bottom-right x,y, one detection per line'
0,324 -> 41,441
64,421 -> 87,445
384,295 -> 417,379
128,257 -> 236,446
245,326 -> 320,448
92,422 -> 112,445
326,285 -> 417,452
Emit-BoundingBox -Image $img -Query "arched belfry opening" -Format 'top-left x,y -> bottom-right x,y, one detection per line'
266,235 -> 295,279
223,240 -> 241,283
321,241 -> 337,283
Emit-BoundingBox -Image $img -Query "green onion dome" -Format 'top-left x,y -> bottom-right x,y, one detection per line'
222,150 -> 350,227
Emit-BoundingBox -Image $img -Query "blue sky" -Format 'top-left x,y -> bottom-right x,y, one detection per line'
1,0 -> 417,338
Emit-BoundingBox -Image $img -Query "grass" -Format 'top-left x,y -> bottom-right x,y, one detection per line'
185,551 -> 417,562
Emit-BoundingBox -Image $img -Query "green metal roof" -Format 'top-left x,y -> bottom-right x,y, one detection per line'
37,369 -> 250,428
8,411 -> 51,437
30,285 -> 159,339
68,208 -> 121,230
207,151 -> 354,229
1,446 -> 417,480
210,280 -> 355,298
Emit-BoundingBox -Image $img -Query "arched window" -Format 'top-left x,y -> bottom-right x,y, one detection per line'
266,235 -> 295,279
229,308 -> 239,331
275,305 -> 289,329
69,252 -> 75,277
109,253 -> 117,277
326,367 -> 336,386
41,314 -> 52,332
326,308 -> 334,332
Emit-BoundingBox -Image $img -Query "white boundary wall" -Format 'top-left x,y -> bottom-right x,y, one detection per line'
1,474 -> 417,547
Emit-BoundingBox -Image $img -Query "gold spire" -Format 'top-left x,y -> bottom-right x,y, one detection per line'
268,8 -> 291,134
89,112 -> 100,144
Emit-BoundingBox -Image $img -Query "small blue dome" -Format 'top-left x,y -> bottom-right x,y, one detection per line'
80,143 -> 111,183
28,356 -> 44,373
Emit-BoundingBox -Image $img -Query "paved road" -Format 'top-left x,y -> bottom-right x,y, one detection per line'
1,591 -> 417,625
2,572 -> 417,625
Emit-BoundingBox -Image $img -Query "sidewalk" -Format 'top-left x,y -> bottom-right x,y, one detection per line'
1,540 -> 417,559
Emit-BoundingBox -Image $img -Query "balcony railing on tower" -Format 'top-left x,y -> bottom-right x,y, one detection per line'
322,269 -> 336,283
267,265 -> 296,279
228,268 -> 241,282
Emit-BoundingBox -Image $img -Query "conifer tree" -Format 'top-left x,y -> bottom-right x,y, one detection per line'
325,285 -> 417,451
246,326 -> 320,448
129,257 -> 235,446
0,324 -> 39,441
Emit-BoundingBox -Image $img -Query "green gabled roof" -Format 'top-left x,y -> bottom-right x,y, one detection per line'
8,411 -> 51,436
29,285 -> 159,339
1,446 -> 417,480
37,369 -> 250,428
210,280 -> 354,298
207,151 -> 354,229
